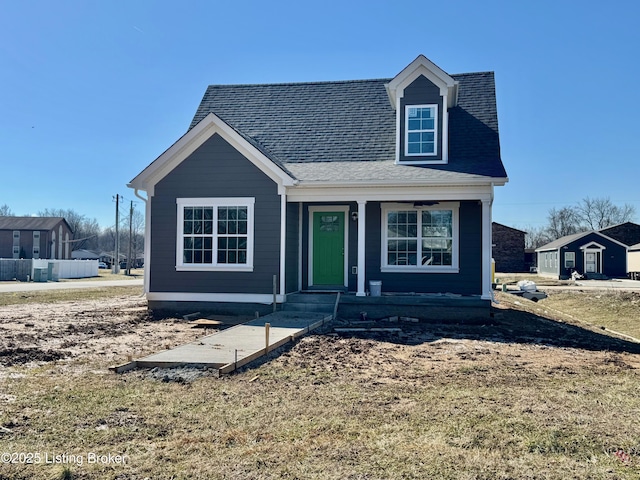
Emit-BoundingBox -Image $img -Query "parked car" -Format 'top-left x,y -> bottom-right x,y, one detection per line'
98,262 -> 109,269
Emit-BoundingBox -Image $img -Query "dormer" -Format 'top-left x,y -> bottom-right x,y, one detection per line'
386,55 -> 459,165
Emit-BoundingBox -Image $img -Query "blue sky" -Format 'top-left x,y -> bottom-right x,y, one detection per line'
1,0 -> 638,231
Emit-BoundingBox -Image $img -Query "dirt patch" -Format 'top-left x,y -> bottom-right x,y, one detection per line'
0,296 -> 200,371
0,290 -> 639,377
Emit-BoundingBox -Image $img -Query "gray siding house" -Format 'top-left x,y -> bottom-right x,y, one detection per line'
536,231 -> 628,279
128,55 -> 508,317
0,217 -> 73,260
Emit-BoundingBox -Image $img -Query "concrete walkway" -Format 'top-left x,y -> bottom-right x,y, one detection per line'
0,279 -> 143,293
115,311 -> 332,375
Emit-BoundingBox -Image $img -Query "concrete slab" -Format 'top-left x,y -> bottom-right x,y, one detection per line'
131,311 -> 331,374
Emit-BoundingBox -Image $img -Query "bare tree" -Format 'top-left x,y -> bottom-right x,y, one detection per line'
0,204 -> 14,216
523,225 -> 552,249
575,197 -> 636,230
546,206 -> 583,239
38,208 -> 101,251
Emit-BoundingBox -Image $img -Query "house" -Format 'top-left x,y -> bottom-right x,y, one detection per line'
599,222 -> 640,248
128,55 -> 508,319
0,217 -> 73,260
72,249 -> 100,260
492,222 -> 526,272
535,231 -> 628,279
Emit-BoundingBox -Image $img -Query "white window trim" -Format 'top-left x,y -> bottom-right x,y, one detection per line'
564,251 -> 575,269
176,197 -> 255,272
381,202 -> 459,273
404,104 -> 438,158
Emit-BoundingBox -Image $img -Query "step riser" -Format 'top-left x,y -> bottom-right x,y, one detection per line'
282,303 -> 334,314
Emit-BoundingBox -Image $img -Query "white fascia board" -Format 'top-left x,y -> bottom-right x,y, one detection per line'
288,176 -> 507,190
128,113 -> 296,195
286,183 -> 495,203
580,241 -> 607,250
386,55 -> 459,108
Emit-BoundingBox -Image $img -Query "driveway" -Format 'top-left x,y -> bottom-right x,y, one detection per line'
541,278 -> 640,292
0,279 -> 143,293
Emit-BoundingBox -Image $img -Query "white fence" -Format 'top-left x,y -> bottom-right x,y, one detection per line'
32,259 -> 98,280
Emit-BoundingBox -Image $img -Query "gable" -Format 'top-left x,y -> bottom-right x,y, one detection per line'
129,113 -> 296,196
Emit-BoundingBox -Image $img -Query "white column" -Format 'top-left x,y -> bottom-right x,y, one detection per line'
356,201 -> 367,297
279,192 -> 287,300
481,198 -> 492,300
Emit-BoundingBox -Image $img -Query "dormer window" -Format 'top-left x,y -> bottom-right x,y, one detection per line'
406,105 -> 437,156
385,55 -> 459,165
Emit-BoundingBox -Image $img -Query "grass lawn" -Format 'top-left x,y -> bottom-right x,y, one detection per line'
0,287 -> 639,479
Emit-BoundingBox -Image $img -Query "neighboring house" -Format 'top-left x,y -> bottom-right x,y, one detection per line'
536,231 -> 628,279
492,222 -> 526,272
128,55 -> 508,317
72,249 -> 100,260
599,222 -> 640,248
629,243 -> 640,280
0,217 -> 73,260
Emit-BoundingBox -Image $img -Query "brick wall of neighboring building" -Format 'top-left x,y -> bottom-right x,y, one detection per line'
492,222 -> 526,272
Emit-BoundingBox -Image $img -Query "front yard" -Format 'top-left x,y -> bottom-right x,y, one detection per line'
0,284 -> 639,479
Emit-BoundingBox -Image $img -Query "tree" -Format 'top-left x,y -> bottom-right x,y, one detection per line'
575,197 -> 636,230
0,204 -> 14,216
38,208 -> 101,251
523,225 -> 552,249
546,206 -> 583,239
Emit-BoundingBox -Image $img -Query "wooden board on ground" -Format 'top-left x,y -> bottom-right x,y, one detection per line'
190,319 -> 223,328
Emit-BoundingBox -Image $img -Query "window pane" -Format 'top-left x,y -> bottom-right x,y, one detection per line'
408,119 -> 421,130
184,221 -> 193,234
422,132 -> 434,142
218,221 -> 227,234
421,119 -> 434,129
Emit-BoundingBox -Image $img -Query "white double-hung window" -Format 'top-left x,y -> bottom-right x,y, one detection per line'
405,105 -> 437,156
382,202 -> 459,273
176,197 -> 254,271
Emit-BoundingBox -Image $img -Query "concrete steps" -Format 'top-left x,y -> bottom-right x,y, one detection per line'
283,293 -> 338,314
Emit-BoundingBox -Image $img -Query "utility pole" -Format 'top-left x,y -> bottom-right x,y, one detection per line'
127,201 -> 133,276
113,194 -> 120,274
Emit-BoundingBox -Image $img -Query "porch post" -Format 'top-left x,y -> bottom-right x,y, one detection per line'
481,198 -> 492,300
357,200 -> 367,297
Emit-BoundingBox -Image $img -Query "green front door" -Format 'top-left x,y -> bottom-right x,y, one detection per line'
312,211 -> 345,286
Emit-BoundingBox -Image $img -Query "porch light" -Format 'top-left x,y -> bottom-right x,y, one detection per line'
351,211 -> 358,221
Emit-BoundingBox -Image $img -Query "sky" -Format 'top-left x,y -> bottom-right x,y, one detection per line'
1,0 -> 639,233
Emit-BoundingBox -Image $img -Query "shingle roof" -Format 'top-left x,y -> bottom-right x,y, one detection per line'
536,231 -> 591,251
0,216 -> 68,231
189,72 -> 507,181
